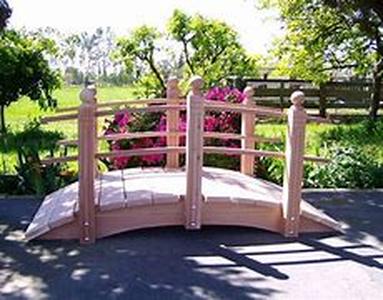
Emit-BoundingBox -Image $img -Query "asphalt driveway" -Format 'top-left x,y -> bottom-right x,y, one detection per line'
1,190 -> 382,300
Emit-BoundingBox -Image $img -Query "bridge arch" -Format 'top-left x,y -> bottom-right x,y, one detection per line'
26,77 -> 341,244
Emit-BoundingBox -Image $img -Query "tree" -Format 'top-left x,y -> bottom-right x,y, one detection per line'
0,30 -> 61,132
0,0 -> 11,31
168,10 -> 259,84
116,10 -> 259,96
261,0 -> 383,120
117,26 -> 166,96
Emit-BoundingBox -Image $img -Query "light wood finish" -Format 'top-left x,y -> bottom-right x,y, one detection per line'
26,76 -> 342,244
241,87 -> 256,175
25,167 -> 341,241
96,146 -> 185,159
95,105 -> 186,118
41,113 -> 78,124
185,76 -> 204,230
78,87 -> 97,244
282,91 -> 307,237
204,102 -> 285,118
41,155 -> 78,165
41,145 -> 328,165
166,78 -> 181,169
57,132 -> 280,148
203,146 -> 329,163
56,98 -> 186,113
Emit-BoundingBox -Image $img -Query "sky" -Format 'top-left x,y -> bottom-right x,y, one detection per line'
8,0 -> 284,55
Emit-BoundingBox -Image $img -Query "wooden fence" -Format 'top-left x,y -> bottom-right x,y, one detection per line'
230,78 -> 383,117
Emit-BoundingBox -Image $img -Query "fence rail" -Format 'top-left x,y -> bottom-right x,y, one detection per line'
234,78 -> 383,116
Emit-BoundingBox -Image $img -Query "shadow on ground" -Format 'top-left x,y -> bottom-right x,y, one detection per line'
0,191 -> 382,300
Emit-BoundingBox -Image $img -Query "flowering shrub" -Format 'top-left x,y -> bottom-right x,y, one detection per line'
103,86 -> 246,170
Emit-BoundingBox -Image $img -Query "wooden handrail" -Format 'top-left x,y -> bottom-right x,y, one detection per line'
95,146 -> 185,159
57,131 -> 281,147
41,155 -> 79,165
96,104 -> 186,118
42,145 -> 328,165
203,146 -> 329,163
307,115 -> 332,124
41,113 -> 79,124
56,98 -> 188,113
204,103 -> 285,117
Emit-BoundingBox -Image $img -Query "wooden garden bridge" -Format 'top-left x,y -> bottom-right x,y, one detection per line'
25,76 -> 342,244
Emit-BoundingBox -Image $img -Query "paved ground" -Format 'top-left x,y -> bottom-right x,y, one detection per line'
1,190 -> 382,300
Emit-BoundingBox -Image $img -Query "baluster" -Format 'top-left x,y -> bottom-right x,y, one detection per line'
240,86 -> 256,176
185,76 -> 204,229
78,86 -> 97,244
166,77 -> 181,169
282,91 -> 307,237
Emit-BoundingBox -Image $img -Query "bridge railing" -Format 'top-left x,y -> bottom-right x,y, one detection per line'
39,76 -> 330,243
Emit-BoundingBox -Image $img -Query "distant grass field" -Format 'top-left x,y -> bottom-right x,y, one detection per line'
2,85 -> 136,173
6,85 -> 136,132
1,85 -> 382,174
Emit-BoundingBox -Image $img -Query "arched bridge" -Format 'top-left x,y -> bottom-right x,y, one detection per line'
26,77 -> 342,244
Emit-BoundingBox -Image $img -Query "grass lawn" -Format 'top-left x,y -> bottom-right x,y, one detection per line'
2,85 -> 136,173
1,85 -> 382,175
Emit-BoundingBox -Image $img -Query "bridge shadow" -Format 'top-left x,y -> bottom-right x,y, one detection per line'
1,195 -> 383,299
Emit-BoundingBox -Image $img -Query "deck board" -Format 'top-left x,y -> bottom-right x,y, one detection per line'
25,167 -> 340,241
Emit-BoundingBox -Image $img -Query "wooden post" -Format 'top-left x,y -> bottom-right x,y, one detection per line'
166,77 -> 181,169
280,81 -> 285,109
282,91 -> 307,237
240,86 -> 256,176
319,83 -> 326,117
78,87 -> 97,244
185,76 -> 204,230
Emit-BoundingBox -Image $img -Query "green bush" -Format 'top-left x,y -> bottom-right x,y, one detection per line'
0,121 -> 76,195
305,145 -> 383,188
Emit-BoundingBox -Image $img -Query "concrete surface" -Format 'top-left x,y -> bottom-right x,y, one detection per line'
1,190 -> 382,300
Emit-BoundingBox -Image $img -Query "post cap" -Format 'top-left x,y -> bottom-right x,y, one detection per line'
189,75 -> 204,96
290,90 -> 305,108
167,76 -> 179,89
244,86 -> 254,98
80,87 -> 97,104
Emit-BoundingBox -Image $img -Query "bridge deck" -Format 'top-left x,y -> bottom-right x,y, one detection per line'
25,167 -> 341,241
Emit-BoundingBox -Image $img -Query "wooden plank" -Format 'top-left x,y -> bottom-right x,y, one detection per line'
122,173 -> 153,207
95,104 -> 186,118
98,171 -> 125,212
282,91 -> 306,237
96,203 -> 184,238
41,113 -> 78,124
166,78 -> 181,169
25,188 -> 66,240
185,76 -> 204,230
48,182 -> 78,229
202,202 -> 283,234
202,168 -> 281,207
96,146 -> 185,159
241,87 -> 256,175
78,87 -> 97,244
204,103 -> 285,117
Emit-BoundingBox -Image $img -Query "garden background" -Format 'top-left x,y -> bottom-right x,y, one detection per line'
1,0 -> 382,195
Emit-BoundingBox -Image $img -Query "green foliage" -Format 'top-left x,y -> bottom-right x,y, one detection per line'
0,29 -> 61,131
0,121 -> 75,195
168,10 -> 259,86
306,145 -> 383,188
262,0 -> 382,82
117,26 -> 165,96
116,10 -> 259,96
255,119 -> 383,188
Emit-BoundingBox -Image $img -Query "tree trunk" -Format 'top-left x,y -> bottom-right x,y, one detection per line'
0,105 -> 6,133
369,58 -> 383,121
